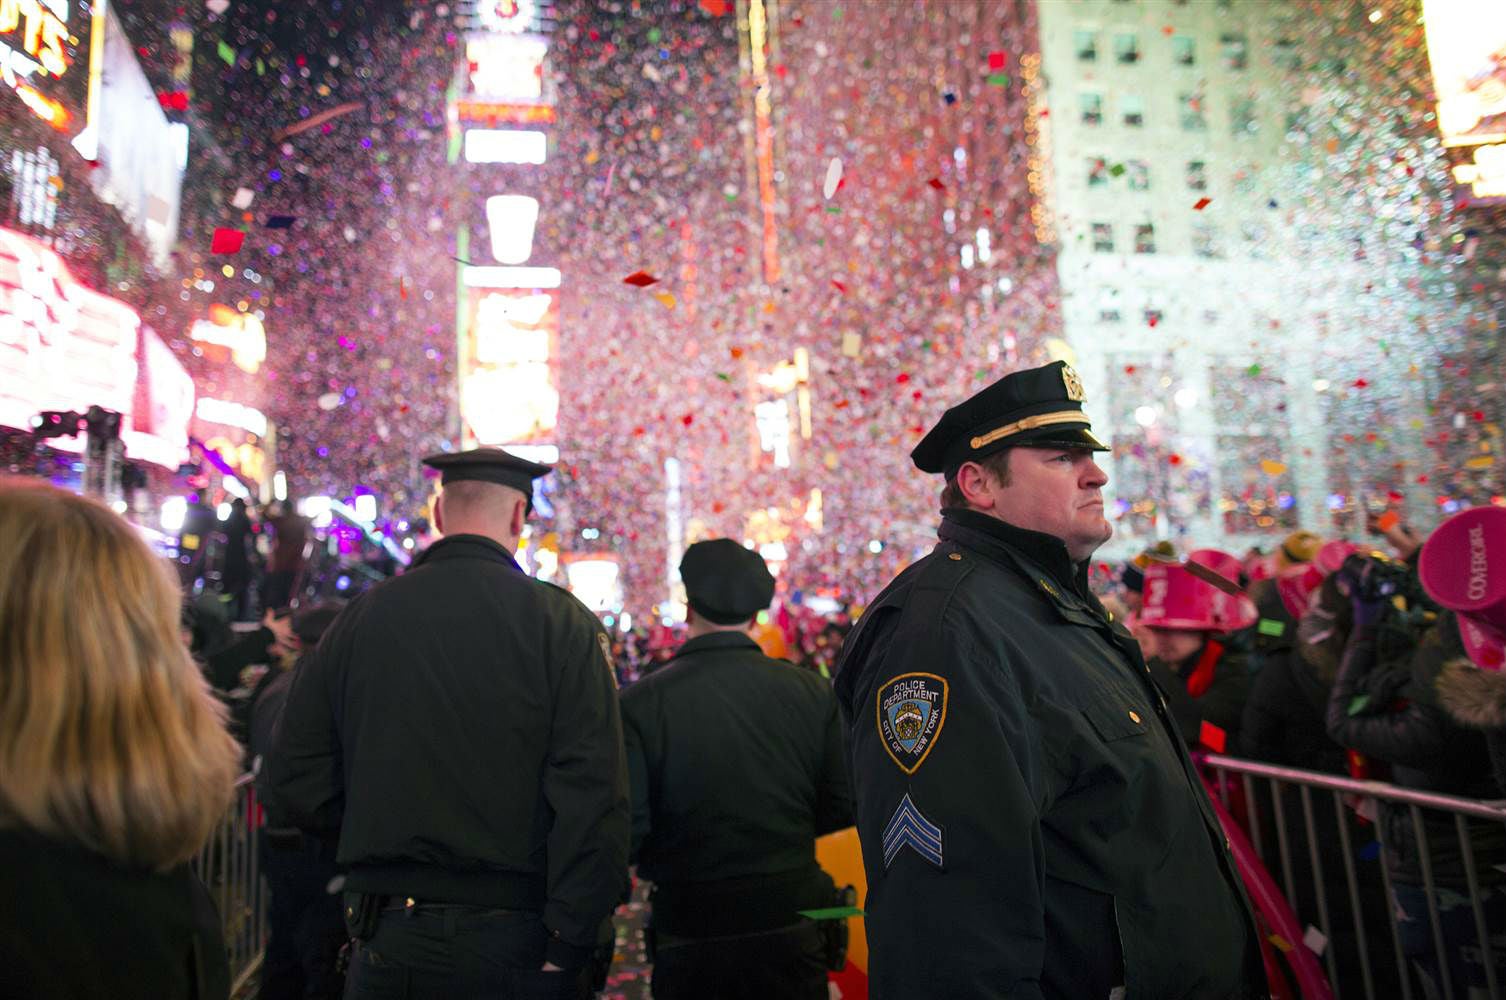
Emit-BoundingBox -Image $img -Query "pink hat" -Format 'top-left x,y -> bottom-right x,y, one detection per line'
1142,563 -> 1259,634
1277,540 -> 1362,618
1420,506 -> 1506,670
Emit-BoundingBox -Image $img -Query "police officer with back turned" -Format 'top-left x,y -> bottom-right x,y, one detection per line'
266,447 -> 628,1000
622,539 -> 853,1000
834,361 -> 1266,999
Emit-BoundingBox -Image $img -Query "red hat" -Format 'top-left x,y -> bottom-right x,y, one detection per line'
1142,563 -> 1258,633
1419,506 -> 1506,671
1277,540 -> 1362,618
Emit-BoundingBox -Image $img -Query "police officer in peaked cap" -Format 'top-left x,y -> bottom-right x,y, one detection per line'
621,539 -> 853,999
833,361 -> 1266,999
266,447 -> 628,1000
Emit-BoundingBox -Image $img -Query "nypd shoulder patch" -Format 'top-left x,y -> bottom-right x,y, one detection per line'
876,672 -> 948,774
882,793 -> 944,870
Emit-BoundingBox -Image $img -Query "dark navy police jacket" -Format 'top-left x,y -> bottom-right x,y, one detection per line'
835,509 -> 1265,999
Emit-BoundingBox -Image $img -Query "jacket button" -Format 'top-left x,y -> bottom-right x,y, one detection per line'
1128,711 -> 1141,724
948,553 -> 962,561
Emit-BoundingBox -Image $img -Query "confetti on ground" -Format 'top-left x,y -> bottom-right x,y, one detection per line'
622,270 -> 660,287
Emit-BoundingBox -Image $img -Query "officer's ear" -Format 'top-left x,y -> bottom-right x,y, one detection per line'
509,494 -> 526,538
956,460 -> 1002,511
432,493 -> 447,536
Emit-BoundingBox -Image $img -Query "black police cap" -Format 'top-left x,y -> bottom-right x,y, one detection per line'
680,538 -> 776,625
421,446 -> 552,498
911,360 -> 1108,478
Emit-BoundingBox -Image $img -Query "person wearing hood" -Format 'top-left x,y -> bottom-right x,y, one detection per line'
1326,508 -> 1506,998
1139,554 -> 1258,753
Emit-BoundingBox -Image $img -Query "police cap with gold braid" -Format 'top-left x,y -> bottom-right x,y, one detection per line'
911,360 -> 1108,478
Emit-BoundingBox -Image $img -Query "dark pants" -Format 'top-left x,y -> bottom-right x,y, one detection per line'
262,570 -> 297,612
651,921 -> 827,1000
258,834 -> 345,1000
1393,882 -> 1506,998
342,903 -> 586,1000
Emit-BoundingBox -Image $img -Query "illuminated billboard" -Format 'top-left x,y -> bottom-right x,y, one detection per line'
1424,0 -> 1506,201
0,227 -> 191,468
189,305 -> 267,374
460,288 -> 559,445
1,0 -> 102,140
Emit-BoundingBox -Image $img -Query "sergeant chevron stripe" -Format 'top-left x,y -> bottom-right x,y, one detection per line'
882,793 -> 944,869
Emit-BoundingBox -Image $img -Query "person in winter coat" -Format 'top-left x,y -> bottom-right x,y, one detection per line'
1327,532 -> 1506,998
0,478 -> 242,1000
1247,530 -> 1323,670
1139,556 -> 1258,752
835,362 -> 1265,999
1241,568 -> 1401,996
249,603 -> 347,1000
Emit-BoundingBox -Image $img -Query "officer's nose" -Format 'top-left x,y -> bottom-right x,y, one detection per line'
1082,459 -> 1108,490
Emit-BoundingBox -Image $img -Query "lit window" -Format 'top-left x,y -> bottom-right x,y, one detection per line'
1127,160 -> 1149,191
1115,33 -> 1140,64
1172,35 -> 1194,66
1134,224 -> 1156,254
1074,29 -> 1098,62
1193,224 -> 1219,258
1187,160 -> 1207,190
1180,92 -> 1207,131
1273,38 -> 1299,71
485,195 -> 540,264
1143,308 -> 1164,325
1080,92 -> 1103,125
1231,98 -> 1257,136
1220,33 -> 1248,70
1122,95 -> 1144,126
1087,157 -> 1109,187
1092,223 -> 1114,252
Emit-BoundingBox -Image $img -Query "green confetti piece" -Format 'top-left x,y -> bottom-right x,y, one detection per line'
825,205 -> 841,213
1257,618 -> 1286,637
715,372 -> 731,382
1109,163 -> 1126,177
1347,694 -> 1371,716
798,906 -> 864,921
255,58 -> 265,76
921,340 -> 933,351
1247,364 -> 1262,376
986,72 -> 1010,86
647,27 -> 662,42
217,40 -> 237,66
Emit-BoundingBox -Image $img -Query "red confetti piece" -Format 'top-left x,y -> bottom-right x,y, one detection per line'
1168,453 -> 1183,465
1199,720 -> 1227,754
1193,197 -> 1212,210
632,426 -> 646,437
1377,511 -> 1401,532
210,228 -> 245,254
680,414 -> 694,426
831,279 -> 847,293
1353,378 -> 1369,388
896,373 -> 911,384
729,346 -> 744,359
987,51 -> 1006,71
399,278 -> 407,300
1147,315 -> 1159,327
622,270 -> 659,287
927,177 -> 945,190
1387,491 -> 1405,503
699,0 -> 729,14
834,400 -> 850,409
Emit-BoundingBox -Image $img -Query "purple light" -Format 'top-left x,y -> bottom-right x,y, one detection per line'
269,169 -> 283,181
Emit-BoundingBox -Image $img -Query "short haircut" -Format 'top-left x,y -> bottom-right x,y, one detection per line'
0,478 -> 240,870
940,449 -> 1013,510
440,478 -> 526,516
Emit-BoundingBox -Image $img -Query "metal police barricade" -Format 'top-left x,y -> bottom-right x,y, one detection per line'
1200,752 -> 1506,1000
191,773 -> 269,994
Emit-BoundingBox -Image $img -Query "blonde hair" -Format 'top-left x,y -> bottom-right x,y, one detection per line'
0,478 -> 240,870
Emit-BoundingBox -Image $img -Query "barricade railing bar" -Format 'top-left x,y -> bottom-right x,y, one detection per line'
1201,753 -> 1506,1000
191,773 -> 267,995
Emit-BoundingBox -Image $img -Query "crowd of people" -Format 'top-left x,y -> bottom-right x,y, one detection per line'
2,400 -> 1503,999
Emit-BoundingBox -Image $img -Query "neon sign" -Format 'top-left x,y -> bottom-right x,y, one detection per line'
0,0 -> 95,136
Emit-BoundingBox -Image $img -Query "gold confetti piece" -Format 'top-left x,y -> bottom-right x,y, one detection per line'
1268,933 -> 1293,953
652,291 -> 677,309
1261,460 -> 1288,475
1466,455 -> 1494,470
